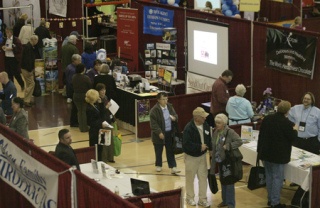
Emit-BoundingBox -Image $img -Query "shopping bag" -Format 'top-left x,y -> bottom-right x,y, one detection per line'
247,155 -> 266,190
113,136 -> 122,156
173,131 -> 183,155
112,122 -> 122,156
208,169 -> 218,194
219,149 -> 243,185
33,79 -> 42,97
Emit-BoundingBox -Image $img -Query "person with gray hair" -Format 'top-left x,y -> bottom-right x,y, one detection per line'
258,101 -> 297,208
66,54 -> 82,103
210,113 -> 242,208
226,84 -> 254,125
183,107 -> 212,207
61,34 -> 79,97
66,54 -> 82,129
93,63 -> 117,100
21,34 -> 40,107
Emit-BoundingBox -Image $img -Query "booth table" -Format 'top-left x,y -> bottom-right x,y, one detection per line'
80,161 -> 156,198
114,87 -> 158,127
239,140 -> 320,191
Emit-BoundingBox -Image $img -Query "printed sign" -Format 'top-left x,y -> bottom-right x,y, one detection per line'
266,28 -> 317,79
0,134 -> 58,208
143,6 -> 174,36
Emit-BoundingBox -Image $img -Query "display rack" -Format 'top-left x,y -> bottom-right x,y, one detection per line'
82,0 -> 130,39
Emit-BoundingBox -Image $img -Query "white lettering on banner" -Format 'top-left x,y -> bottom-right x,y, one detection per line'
0,135 -> 58,208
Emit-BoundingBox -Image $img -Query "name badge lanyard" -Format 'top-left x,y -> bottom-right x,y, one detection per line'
299,107 -> 312,132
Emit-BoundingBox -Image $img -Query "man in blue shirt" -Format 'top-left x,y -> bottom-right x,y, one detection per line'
288,92 -> 320,154
0,72 -> 17,115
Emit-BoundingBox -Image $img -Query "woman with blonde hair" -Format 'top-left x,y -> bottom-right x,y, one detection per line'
86,89 -> 109,146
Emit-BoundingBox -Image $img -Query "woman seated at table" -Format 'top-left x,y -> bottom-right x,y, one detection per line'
8,97 -> 29,140
226,84 -> 254,125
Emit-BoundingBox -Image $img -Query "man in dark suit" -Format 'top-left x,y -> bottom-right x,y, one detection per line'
55,129 -> 80,171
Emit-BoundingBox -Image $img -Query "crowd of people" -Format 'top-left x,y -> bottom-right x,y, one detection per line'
206,69 -> 320,208
1,14 -> 320,208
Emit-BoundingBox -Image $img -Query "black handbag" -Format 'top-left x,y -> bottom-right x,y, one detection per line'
208,169 -> 218,194
172,122 -> 183,155
247,154 -> 266,190
33,79 -> 42,97
219,148 -> 243,185
219,130 -> 243,185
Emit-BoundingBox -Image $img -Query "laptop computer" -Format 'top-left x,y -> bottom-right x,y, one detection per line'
130,178 -> 151,196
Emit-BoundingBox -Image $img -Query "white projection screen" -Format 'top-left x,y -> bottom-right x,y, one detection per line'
187,18 -> 229,79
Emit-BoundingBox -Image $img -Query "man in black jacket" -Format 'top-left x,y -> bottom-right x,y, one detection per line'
183,107 -> 212,207
55,129 -> 80,171
258,101 -> 297,208
21,35 -> 40,107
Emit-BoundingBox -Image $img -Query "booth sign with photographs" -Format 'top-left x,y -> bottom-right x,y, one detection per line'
144,42 -> 177,86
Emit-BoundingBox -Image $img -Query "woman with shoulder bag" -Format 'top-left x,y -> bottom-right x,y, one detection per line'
210,113 -> 243,208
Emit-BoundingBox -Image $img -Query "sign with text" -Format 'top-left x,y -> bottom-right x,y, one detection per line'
239,0 -> 260,12
143,6 -> 174,36
117,8 -> 139,71
266,28 -> 317,79
0,135 -> 59,208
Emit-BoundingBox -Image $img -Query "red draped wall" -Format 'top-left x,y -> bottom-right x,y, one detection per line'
252,22 -> 320,105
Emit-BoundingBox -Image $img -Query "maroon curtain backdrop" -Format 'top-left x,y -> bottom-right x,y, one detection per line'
253,22 -> 320,106
127,188 -> 182,208
132,1 -> 252,90
76,172 -> 138,208
259,0 -> 301,21
0,124 -> 137,208
0,124 -> 72,207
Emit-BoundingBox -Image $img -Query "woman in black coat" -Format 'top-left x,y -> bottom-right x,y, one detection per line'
85,89 -> 109,146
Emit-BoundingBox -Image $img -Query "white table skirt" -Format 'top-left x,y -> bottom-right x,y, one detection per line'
239,140 -> 320,191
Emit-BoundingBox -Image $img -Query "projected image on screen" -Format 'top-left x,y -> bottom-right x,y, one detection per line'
187,18 -> 229,79
194,30 -> 217,65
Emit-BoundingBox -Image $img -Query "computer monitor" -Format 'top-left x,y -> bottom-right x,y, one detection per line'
130,178 -> 151,196
163,69 -> 173,86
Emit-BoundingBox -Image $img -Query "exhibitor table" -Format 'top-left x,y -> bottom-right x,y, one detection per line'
239,140 -> 320,191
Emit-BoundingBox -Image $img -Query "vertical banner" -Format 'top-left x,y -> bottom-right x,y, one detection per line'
0,135 -> 59,207
117,8 -> 139,72
137,99 -> 150,123
266,28 -> 317,79
143,6 -> 174,36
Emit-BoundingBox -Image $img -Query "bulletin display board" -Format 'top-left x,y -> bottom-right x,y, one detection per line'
144,42 -> 177,81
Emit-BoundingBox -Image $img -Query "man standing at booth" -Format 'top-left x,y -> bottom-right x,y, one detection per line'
288,92 -> 320,154
55,129 -> 80,171
209,70 -> 233,126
